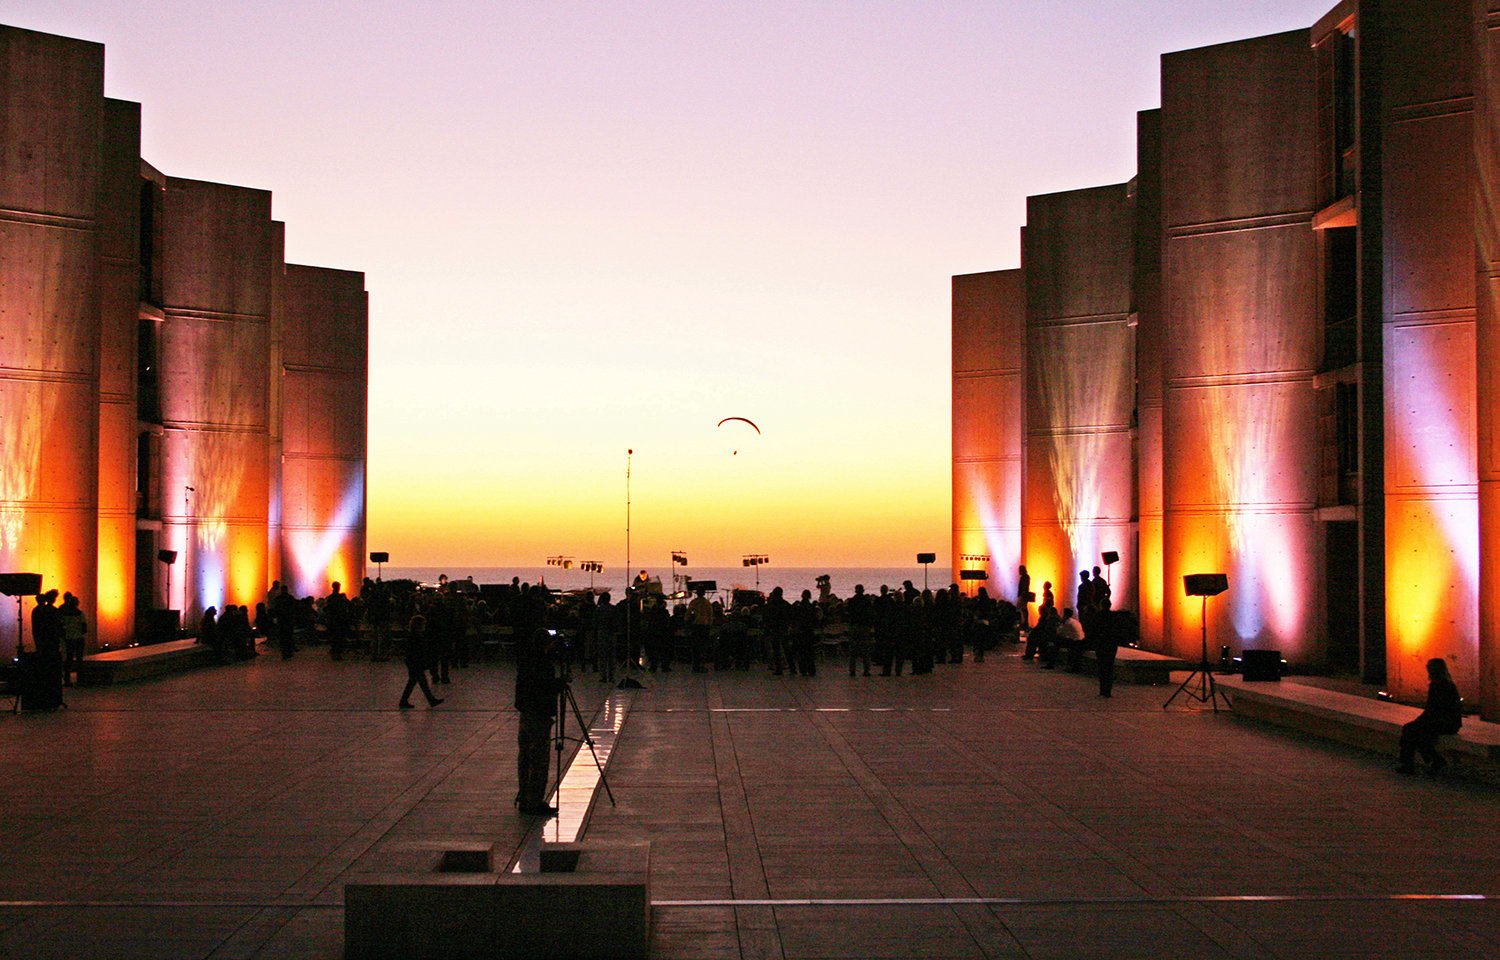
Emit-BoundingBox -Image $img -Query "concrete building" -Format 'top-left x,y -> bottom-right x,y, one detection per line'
953,0 -> 1500,716
0,24 -> 367,654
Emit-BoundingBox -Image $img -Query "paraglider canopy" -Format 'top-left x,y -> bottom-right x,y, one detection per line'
717,417 -> 760,455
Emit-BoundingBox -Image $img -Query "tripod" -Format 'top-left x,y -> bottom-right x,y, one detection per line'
1163,594 -> 1229,712
551,676 -> 616,811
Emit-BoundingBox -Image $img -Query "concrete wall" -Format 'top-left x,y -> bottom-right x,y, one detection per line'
280,263 -> 368,598
158,177 -> 273,624
1380,0 -> 1478,700
951,269 -> 1025,601
0,26 -> 102,654
1023,185 -> 1136,615
1160,31 -> 1324,663
1477,0 -> 1500,718
94,97 -> 141,650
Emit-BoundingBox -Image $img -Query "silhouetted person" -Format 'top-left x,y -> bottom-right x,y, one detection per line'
27,591 -> 64,710
1093,598 -> 1119,697
1017,564 -> 1032,629
1092,566 -> 1111,611
875,586 -> 899,675
1033,605 -> 1061,668
596,592 -> 618,683
515,627 -> 567,816
365,578 -> 392,661
720,607 -> 752,670
59,592 -> 87,686
398,612 -> 444,709
644,596 -> 673,671
1397,657 -> 1463,775
1058,607 -> 1086,672
846,584 -> 874,676
199,606 -> 222,660
272,585 -> 297,659
325,582 -> 352,660
228,605 -> 256,659
1076,570 -> 1095,615
791,588 -> 820,676
762,587 -> 792,675
688,587 -> 714,673
1040,581 -> 1055,619
968,587 -> 995,663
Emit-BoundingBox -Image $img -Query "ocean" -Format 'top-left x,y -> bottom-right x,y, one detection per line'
379,565 -> 958,600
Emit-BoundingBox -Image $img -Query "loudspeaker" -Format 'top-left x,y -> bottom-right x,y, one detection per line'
369,551 -> 389,563
1241,649 -> 1283,681
916,552 -> 936,564
0,573 -> 43,597
959,570 -> 988,580
1183,573 -> 1228,597
157,549 -> 177,564
687,580 -> 717,592
1101,551 -> 1119,565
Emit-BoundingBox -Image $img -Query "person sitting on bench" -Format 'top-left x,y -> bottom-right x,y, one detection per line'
1397,657 -> 1463,775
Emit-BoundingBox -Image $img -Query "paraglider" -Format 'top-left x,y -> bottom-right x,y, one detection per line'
717,417 -> 760,455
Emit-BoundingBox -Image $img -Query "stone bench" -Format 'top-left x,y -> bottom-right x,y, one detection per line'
79,638 -> 223,685
345,840 -> 650,960
1215,675 -> 1500,765
1081,646 -> 1194,684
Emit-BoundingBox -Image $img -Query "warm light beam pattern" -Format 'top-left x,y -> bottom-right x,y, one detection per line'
284,467 -> 366,598
1386,321 -> 1479,694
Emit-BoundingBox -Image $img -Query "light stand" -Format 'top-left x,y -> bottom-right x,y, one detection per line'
622,450 -> 638,685
1102,550 -> 1119,588
742,555 -> 768,591
917,552 -> 936,592
1164,573 -> 1230,712
183,485 -> 195,620
157,549 -> 177,621
370,551 -> 388,581
8,595 -> 21,658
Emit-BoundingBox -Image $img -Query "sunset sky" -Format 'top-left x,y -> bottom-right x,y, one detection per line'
9,0 -> 1336,569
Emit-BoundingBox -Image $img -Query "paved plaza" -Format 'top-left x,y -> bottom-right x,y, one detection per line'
1,647 -> 1498,959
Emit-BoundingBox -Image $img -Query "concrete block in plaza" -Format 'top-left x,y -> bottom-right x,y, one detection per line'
345,841 -> 651,960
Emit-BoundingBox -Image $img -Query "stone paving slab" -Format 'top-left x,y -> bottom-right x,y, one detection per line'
0,649 -> 1498,958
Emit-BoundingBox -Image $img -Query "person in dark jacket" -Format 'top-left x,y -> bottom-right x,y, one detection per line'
515,628 -> 568,816
398,611 -> 444,709
1397,657 -> 1463,775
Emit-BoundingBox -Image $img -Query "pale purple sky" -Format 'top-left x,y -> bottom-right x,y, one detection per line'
6,0 -> 1337,568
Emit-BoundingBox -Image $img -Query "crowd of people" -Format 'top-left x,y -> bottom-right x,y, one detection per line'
181,568 -> 1151,692
11,567 -> 1471,779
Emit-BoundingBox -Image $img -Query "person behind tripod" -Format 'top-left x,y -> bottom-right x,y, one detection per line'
515,627 -> 569,817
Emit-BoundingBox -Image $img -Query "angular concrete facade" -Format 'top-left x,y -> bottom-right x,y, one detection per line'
952,270 -> 1025,600
1160,31 -> 1322,664
1023,186 -> 1136,616
955,0 -> 1500,714
280,264 -> 368,599
0,24 -> 368,653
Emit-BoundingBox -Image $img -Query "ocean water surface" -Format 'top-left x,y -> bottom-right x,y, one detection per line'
380,565 -> 959,600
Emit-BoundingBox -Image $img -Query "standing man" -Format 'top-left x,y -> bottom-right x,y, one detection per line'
59,592 -> 87,686
325,582 -> 351,660
515,628 -> 567,816
1017,565 -> 1032,629
846,584 -> 874,676
687,587 -> 715,673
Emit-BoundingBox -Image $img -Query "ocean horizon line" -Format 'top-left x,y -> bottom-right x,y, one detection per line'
375,564 -> 967,599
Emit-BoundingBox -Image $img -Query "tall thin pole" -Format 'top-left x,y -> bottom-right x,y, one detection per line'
184,485 -> 195,625
625,449 -> 632,669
